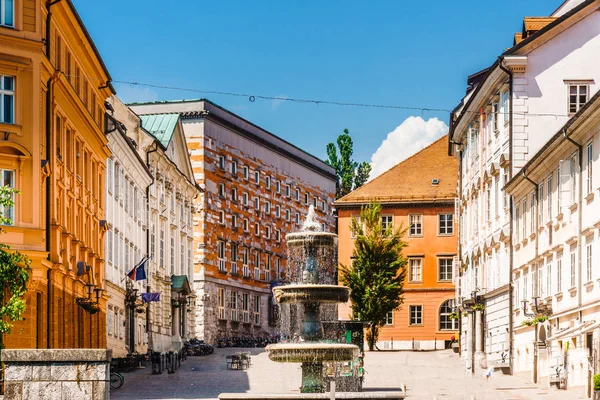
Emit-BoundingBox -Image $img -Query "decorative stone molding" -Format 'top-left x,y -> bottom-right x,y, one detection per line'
503,56 -> 528,73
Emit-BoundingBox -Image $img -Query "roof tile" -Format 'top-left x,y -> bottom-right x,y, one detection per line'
335,135 -> 457,206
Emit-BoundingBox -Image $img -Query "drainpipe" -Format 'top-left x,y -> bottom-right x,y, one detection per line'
145,141 -> 159,351
498,58 -> 514,375
45,75 -> 53,349
563,130 -> 583,317
522,171 -> 539,384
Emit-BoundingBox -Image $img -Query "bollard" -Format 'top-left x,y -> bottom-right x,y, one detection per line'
329,380 -> 335,400
151,352 -> 161,374
168,351 -> 175,374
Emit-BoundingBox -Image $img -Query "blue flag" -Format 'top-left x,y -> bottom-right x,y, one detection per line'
127,256 -> 148,281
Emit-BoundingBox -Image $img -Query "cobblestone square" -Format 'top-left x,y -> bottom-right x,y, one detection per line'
110,349 -> 588,400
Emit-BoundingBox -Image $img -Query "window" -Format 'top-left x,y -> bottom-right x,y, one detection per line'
557,167 -> 562,212
107,229 -> 113,264
275,205 -> 281,218
547,175 -> 553,221
231,160 -> 237,175
0,0 -> 14,27
285,185 -> 290,197
295,213 -> 300,225
231,187 -> 237,202
0,169 -> 15,224
570,154 -> 577,204
409,258 -> 422,282
243,218 -> 249,232
523,273 -> 528,300
439,300 -> 458,330
218,288 -> 225,319
547,260 -> 552,297
285,209 -> 290,221
503,170 -> 509,209
242,249 -> 249,276
530,192 -> 535,234
253,196 -> 259,210
522,199 -> 527,238
587,142 -> 593,196
321,200 -> 326,212
295,190 -> 299,201
230,291 -> 238,321
265,201 -> 270,214
231,214 -> 237,229
265,225 -> 271,239
218,183 -> 225,197
313,197 -> 317,207
409,214 -> 423,236
502,91 -> 509,123
409,305 -> 423,326
254,223 -> 260,236
243,166 -> 248,179
254,171 -> 260,184
304,193 -> 309,205
0,75 -> 15,124
439,214 -> 453,235
275,229 -> 281,242
515,204 -> 520,243
254,295 -> 261,325
242,293 -> 249,322
486,187 -> 490,222
587,240 -> 593,282
243,192 -> 248,206
275,180 -> 280,193
557,254 -> 563,293
438,258 -> 453,282
150,223 -> 155,261
570,251 -> 576,288
218,155 -> 225,170
568,84 -> 588,114
170,234 -> 175,274
159,221 -> 165,267
217,240 -> 226,272
492,103 -> 499,133
266,176 -> 270,189
219,210 -> 225,224
381,215 -> 393,235
384,311 -> 393,326
231,243 -> 238,274
538,183 -> 544,225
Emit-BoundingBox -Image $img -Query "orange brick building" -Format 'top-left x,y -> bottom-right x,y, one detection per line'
129,99 -> 337,343
335,136 -> 459,350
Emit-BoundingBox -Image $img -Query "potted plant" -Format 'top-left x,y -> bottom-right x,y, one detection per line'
593,374 -> 600,399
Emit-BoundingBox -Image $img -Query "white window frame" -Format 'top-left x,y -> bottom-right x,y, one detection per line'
587,141 -> 593,196
409,214 -> 423,236
218,155 -> 225,170
409,305 -> 423,326
381,215 -> 393,235
568,83 -> 589,114
438,258 -> 453,282
384,311 -> 393,326
0,1 -> 15,27
438,214 -> 453,235
0,75 -> 14,124
439,300 -> 458,331
409,258 -> 422,282
0,168 -> 15,224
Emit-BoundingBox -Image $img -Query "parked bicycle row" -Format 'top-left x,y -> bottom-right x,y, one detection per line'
184,339 -> 214,356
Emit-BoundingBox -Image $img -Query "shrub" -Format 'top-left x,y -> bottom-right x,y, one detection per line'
594,374 -> 600,391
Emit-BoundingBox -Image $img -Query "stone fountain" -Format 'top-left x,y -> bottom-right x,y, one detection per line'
267,205 -> 358,393
218,206 -> 405,400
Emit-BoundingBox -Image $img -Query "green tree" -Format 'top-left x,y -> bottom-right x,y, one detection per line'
339,201 -> 407,351
0,186 -> 31,349
326,129 -> 371,199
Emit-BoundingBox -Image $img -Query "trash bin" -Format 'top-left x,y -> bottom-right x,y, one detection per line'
151,352 -> 161,374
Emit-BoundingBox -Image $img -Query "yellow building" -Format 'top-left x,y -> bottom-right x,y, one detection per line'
0,0 -> 113,349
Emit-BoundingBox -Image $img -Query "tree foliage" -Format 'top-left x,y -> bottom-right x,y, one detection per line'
338,202 -> 407,351
0,186 -> 31,349
326,129 -> 372,199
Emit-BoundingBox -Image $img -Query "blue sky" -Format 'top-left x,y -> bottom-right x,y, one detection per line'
74,0 -> 557,172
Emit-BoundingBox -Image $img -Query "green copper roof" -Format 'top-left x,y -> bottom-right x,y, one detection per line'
139,114 -> 180,148
171,275 -> 191,294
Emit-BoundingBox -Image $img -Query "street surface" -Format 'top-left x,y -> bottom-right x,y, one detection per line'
111,348 -> 587,400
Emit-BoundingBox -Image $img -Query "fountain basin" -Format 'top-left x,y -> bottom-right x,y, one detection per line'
273,285 -> 350,304
267,343 -> 359,363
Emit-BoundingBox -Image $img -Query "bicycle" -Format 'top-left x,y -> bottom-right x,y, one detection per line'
110,371 -> 124,390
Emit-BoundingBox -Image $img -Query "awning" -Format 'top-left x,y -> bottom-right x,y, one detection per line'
171,275 -> 192,295
548,321 -> 594,341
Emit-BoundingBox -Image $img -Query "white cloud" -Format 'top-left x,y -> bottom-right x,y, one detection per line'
369,116 -> 448,180
115,84 -> 159,104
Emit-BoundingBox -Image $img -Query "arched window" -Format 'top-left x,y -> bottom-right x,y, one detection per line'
439,300 -> 458,331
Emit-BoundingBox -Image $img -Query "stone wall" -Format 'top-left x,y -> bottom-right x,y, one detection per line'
1,349 -> 110,400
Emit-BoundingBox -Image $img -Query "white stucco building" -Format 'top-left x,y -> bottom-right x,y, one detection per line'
506,91 -> 600,396
449,0 -> 600,377
105,112 -> 153,357
110,97 -> 199,353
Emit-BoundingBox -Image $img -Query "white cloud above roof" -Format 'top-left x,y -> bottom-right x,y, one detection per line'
369,116 -> 448,180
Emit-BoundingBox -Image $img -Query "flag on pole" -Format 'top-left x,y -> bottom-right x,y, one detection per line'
127,256 -> 149,281
141,292 -> 161,303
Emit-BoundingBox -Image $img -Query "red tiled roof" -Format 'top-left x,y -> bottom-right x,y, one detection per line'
335,135 -> 458,206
